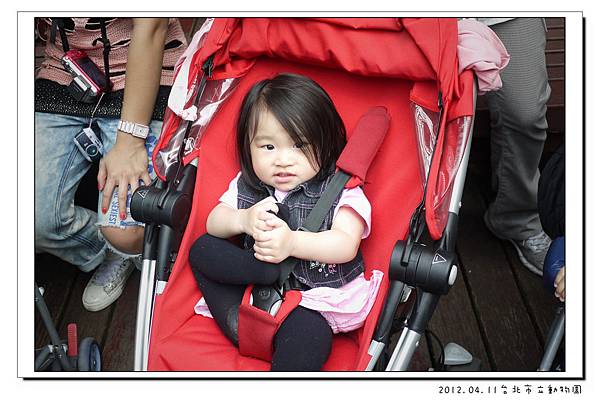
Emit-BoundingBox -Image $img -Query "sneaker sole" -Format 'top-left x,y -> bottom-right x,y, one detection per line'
82,270 -> 133,312
505,239 -> 543,277
483,211 -> 543,277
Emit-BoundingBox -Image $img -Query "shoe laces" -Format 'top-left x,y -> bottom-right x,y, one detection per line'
92,254 -> 132,286
522,231 -> 551,254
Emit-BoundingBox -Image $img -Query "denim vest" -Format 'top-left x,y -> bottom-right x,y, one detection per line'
237,173 -> 365,289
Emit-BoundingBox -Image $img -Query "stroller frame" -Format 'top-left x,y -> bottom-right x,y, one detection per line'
131,71 -> 478,371
35,283 -> 102,372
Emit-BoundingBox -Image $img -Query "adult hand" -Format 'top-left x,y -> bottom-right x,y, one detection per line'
253,216 -> 295,264
554,266 -> 565,302
98,135 -> 151,219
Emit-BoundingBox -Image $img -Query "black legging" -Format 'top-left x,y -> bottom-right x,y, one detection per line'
189,234 -> 333,371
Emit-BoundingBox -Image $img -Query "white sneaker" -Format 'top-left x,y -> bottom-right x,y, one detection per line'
82,251 -> 135,312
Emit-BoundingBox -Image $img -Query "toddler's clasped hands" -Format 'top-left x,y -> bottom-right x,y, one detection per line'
239,196 -> 295,264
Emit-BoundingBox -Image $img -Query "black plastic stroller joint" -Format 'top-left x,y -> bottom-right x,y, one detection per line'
389,240 -> 457,296
130,166 -> 195,230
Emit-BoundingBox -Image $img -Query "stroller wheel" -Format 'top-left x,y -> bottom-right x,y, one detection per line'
77,337 -> 102,371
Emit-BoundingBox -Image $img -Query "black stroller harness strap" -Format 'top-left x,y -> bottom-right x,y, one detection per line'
278,170 -> 351,288
277,106 -> 391,289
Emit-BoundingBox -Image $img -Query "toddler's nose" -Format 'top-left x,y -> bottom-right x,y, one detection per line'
275,150 -> 294,166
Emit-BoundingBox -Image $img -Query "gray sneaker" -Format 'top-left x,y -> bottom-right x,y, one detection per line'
82,251 -> 135,312
484,211 -> 551,276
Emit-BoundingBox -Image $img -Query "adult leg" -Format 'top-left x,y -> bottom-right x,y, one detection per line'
484,18 -> 552,274
271,306 -> 333,371
82,118 -> 162,311
486,17 -> 550,240
95,118 -> 162,255
35,112 -> 106,272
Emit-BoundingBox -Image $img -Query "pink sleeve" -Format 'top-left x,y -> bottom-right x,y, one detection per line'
218,172 -> 241,209
334,186 -> 372,239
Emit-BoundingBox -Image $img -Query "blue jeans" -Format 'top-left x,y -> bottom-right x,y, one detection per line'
35,112 -> 161,271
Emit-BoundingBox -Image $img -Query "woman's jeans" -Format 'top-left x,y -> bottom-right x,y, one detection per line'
34,112 -> 160,271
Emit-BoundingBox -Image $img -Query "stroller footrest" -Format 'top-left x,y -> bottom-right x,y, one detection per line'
238,286 -> 302,362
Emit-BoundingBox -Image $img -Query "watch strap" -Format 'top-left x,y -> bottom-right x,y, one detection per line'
118,120 -> 150,139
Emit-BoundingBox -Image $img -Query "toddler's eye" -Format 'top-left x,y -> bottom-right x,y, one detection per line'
294,142 -> 306,149
261,144 -> 275,150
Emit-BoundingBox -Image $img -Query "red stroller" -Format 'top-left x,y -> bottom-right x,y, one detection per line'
131,17 -> 477,371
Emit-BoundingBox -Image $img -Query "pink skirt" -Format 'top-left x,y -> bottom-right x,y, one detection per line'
194,269 -> 383,334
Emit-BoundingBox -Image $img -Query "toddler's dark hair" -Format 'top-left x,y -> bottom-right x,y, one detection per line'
236,73 -> 346,188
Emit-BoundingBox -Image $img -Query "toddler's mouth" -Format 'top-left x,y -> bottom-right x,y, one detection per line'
274,172 -> 295,184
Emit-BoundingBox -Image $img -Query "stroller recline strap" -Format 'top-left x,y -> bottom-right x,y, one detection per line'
238,286 -> 302,361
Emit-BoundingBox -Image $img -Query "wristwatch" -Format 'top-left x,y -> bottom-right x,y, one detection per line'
118,120 -> 150,139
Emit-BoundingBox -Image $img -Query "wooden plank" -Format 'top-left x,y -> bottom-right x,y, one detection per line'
546,27 -> 565,41
547,65 -> 565,81
54,271 -> 115,359
548,79 -> 565,109
545,18 -> 565,29
546,39 -> 564,52
428,262 -> 492,371
546,51 -> 564,66
503,244 -> 559,344
456,170 -> 543,371
101,270 -> 141,371
35,254 -> 79,348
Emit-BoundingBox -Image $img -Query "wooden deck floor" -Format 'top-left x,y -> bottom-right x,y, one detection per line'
33,135 -> 561,372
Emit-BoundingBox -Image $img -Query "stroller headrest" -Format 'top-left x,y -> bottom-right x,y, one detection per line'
336,106 -> 390,188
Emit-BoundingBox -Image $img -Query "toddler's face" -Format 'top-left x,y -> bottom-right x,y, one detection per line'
250,110 -> 318,192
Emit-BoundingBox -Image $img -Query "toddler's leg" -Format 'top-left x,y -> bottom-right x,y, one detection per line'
189,234 -> 279,285
191,269 -> 244,346
271,306 -> 333,371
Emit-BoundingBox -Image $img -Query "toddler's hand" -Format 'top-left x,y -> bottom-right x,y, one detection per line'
240,196 -> 279,239
554,266 -> 565,302
253,217 -> 295,264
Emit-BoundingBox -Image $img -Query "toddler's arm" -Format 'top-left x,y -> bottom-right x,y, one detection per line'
206,196 -> 279,239
254,206 -> 365,264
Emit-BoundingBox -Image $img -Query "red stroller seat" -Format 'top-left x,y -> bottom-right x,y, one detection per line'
139,18 -> 475,371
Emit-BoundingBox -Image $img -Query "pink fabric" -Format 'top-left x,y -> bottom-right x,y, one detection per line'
195,171 -> 381,333
457,19 -> 510,95
219,172 -> 372,238
195,270 -> 383,334
37,18 -> 187,91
